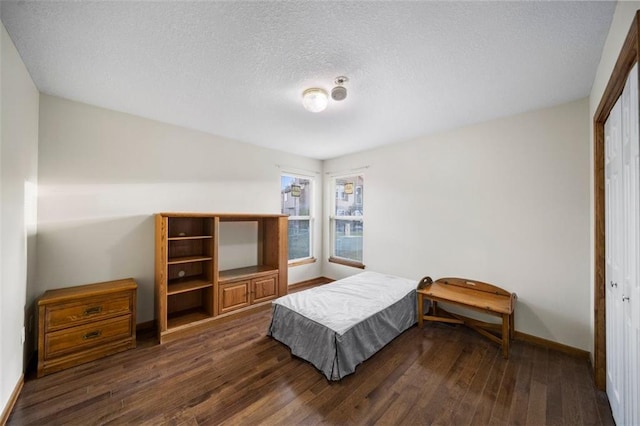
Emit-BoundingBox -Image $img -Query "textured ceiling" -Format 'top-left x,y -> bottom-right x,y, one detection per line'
1,1 -> 615,160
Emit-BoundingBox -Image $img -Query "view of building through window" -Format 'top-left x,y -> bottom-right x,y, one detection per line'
281,175 -> 312,261
332,175 -> 364,263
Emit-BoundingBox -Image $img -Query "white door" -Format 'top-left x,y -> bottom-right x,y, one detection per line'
605,93 -> 624,426
606,63 -> 640,426
622,64 -> 640,426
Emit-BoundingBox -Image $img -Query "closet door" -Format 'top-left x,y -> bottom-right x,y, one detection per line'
605,91 -> 624,426
606,63 -> 640,426
622,64 -> 640,426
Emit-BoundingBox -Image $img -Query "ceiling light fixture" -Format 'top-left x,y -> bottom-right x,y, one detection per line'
301,76 -> 349,112
302,88 -> 329,113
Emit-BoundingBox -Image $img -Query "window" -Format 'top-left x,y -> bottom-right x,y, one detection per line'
281,174 -> 314,264
330,174 -> 364,268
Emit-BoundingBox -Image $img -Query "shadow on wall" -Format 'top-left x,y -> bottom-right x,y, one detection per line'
109,215 -> 155,322
441,297 -> 591,351
35,215 -> 156,322
510,300 -> 591,350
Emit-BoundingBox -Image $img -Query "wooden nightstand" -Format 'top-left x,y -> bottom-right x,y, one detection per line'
37,278 -> 137,377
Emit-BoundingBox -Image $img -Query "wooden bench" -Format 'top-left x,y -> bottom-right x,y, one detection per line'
417,277 -> 517,358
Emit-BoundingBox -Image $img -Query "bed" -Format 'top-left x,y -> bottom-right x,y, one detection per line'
267,271 -> 418,380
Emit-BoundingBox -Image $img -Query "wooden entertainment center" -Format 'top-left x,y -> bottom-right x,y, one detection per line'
154,213 -> 288,343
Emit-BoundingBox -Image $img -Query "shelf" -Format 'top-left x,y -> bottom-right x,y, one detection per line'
168,235 -> 213,241
167,216 -> 213,239
167,255 -> 213,265
167,307 -> 211,330
167,277 -> 213,295
156,213 -> 287,344
219,265 -> 278,283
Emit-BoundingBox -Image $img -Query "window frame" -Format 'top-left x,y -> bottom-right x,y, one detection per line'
329,173 -> 365,269
280,172 -> 315,266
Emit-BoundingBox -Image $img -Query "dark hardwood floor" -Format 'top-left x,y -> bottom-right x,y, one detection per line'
8,308 -> 614,425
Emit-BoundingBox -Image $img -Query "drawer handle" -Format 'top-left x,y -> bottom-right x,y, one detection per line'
82,330 -> 102,340
84,306 -> 102,316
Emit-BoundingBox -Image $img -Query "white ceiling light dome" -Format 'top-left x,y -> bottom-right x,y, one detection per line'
302,88 -> 329,112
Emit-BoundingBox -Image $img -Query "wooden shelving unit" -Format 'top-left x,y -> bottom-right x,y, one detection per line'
155,213 -> 288,343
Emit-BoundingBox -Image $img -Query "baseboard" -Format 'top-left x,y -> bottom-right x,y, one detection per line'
288,276 -> 334,292
514,331 -> 590,360
137,291 -> 589,361
1,374 -> 24,426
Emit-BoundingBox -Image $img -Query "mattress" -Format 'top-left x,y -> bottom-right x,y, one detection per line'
268,271 -> 418,380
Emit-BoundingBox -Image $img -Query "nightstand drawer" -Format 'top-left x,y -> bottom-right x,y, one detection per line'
44,315 -> 133,359
45,294 -> 132,332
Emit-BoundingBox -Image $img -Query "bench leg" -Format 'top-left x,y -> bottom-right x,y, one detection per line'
417,293 -> 423,328
509,311 -> 515,339
502,313 -> 510,358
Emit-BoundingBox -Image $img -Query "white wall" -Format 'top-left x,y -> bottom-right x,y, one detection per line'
37,94 -> 323,324
323,98 -> 591,350
588,1 -> 640,358
1,22 -> 39,415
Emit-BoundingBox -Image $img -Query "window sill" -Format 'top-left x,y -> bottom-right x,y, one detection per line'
328,257 -> 365,269
288,257 -> 316,268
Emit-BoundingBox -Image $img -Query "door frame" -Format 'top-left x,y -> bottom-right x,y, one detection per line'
593,10 -> 640,390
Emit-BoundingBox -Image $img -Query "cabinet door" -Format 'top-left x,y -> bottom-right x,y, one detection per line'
252,275 -> 278,304
219,280 -> 250,314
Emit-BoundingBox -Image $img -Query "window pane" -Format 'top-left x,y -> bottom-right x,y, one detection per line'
288,219 -> 310,260
334,175 -> 363,216
334,219 -> 363,262
281,176 -> 311,216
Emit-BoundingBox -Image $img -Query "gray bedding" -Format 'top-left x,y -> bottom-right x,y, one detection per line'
267,271 -> 418,380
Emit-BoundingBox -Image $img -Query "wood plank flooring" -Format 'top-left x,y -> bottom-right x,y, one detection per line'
8,309 -> 614,425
